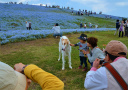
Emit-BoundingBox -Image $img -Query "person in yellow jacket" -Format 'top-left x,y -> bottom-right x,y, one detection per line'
0,61 -> 64,90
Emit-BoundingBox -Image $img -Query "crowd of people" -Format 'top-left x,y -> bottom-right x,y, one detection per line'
114,19 -> 128,37
80,22 -> 98,29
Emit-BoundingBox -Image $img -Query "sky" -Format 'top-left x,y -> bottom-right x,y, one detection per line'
0,0 -> 128,18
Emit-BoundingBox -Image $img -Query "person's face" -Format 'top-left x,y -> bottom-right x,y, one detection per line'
122,21 -> 124,23
104,51 -> 112,63
87,42 -> 91,47
80,39 -> 84,43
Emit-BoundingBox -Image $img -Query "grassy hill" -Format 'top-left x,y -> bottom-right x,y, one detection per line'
0,3 -> 116,30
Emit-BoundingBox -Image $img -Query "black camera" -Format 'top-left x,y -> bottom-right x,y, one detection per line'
100,60 -> 105,64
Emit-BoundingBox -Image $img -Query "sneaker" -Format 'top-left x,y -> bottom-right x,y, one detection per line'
78,65 -> 82,69
82,67 -> 87,71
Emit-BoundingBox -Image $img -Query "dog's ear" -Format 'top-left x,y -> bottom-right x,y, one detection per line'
67,41 -> 69,45
61,38 -> 64,42
65,39 -> 69,45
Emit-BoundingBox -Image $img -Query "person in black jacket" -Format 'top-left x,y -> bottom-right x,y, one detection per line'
114,20 -> 120,35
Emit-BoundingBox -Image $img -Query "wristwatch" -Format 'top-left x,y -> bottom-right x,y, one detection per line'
21,65 -> 28,75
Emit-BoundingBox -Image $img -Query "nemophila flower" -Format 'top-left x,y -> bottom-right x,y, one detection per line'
0,28 -> 115,45
0,3 -> 117,45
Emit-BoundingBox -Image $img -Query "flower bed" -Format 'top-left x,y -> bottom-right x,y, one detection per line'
0,28 -> 116,45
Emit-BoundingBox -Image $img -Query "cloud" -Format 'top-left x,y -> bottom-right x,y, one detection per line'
116,2 -> 128,6
32,3 -> 46,6
71,0 -> 111,13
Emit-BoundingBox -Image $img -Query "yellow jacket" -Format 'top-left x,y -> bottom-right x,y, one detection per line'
24,64 -> 64,90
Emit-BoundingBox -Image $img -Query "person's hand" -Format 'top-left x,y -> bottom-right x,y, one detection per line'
86,49 -> 89,54
14,63 -> 26,72
83,50 -> 87,54
93,58 -> 100,69
70,44 -> 74,46
14,63 -> 32,89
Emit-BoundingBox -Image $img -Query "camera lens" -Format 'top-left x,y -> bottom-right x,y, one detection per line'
100,60 -> 104,64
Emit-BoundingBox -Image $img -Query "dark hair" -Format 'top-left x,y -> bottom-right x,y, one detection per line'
105,51 -> 118,61
87,37 -> 98,48
56,23 -> 59,26
116,19 -> 119,22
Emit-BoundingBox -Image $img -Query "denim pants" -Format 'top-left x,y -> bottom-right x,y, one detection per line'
88,60 -> 93,67
53,32 -> 62,37
80,56 -> 87,67
119,31 -> 124,37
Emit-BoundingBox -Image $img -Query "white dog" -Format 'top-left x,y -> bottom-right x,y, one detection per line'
58,36 -> 72,70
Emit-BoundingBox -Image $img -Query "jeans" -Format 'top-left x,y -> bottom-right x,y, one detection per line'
53,32 -> 62,37
88,59 -> 93,67
80,56 -> 87,67
119,31 -> 124,37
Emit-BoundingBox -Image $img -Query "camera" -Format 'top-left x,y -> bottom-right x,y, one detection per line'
100,60 -> 105,64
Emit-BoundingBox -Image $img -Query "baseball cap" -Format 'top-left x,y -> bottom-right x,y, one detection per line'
105,40 -> 127,57
78,34 -> 87,41
0,61 -> 27,90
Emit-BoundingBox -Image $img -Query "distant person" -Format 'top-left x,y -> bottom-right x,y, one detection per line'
0,61 -> 64,90
72,11 -> 73,15
29,22 -> 32,30
125,20 -> 128,37
114,20 -> 120,35
88,12 -> 89,16
119,20 -> 125,37
84,23 -> 87,29
26,21 -> 29,30
89,23 -> 92,28
52,23 -> 62,38
80,22 -> 83,28
95,25 -> 98,28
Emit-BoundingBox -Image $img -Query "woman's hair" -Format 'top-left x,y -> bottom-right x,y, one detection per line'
87,37 -> 98,48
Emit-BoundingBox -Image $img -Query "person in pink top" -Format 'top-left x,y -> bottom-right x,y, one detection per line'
84,40 -> 128,90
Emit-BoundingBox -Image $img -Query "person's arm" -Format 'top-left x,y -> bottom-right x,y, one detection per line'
84,59 -> 108,90
74,42 -> 80,46
70,42 -> 80,47
24,64 -> 64,90
87,49 -> 102,63
14,63 -> 64,90
84,67 -> 108,90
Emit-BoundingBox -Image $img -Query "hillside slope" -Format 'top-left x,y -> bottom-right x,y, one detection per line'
0,3 -> 117,30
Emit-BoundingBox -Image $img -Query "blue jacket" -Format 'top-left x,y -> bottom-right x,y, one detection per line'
87,47 -> 105,63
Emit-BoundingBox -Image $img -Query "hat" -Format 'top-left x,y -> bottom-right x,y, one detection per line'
105,40 -> 127,57
0,62 -> 27,90
78,34 -> 87,41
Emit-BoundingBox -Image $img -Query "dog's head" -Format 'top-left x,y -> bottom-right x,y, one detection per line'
61,38 -> 69,51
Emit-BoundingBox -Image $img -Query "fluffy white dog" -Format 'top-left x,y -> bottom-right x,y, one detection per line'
58,36 -> 72,70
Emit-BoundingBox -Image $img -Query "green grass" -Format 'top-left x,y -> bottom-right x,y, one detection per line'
73,16 -> 115,28
0,31 -> 127,90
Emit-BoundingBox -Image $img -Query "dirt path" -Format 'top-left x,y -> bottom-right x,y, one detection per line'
0,34 -> 74,55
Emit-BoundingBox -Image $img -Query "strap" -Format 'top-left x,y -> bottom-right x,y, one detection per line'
104,63 -> 128,90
